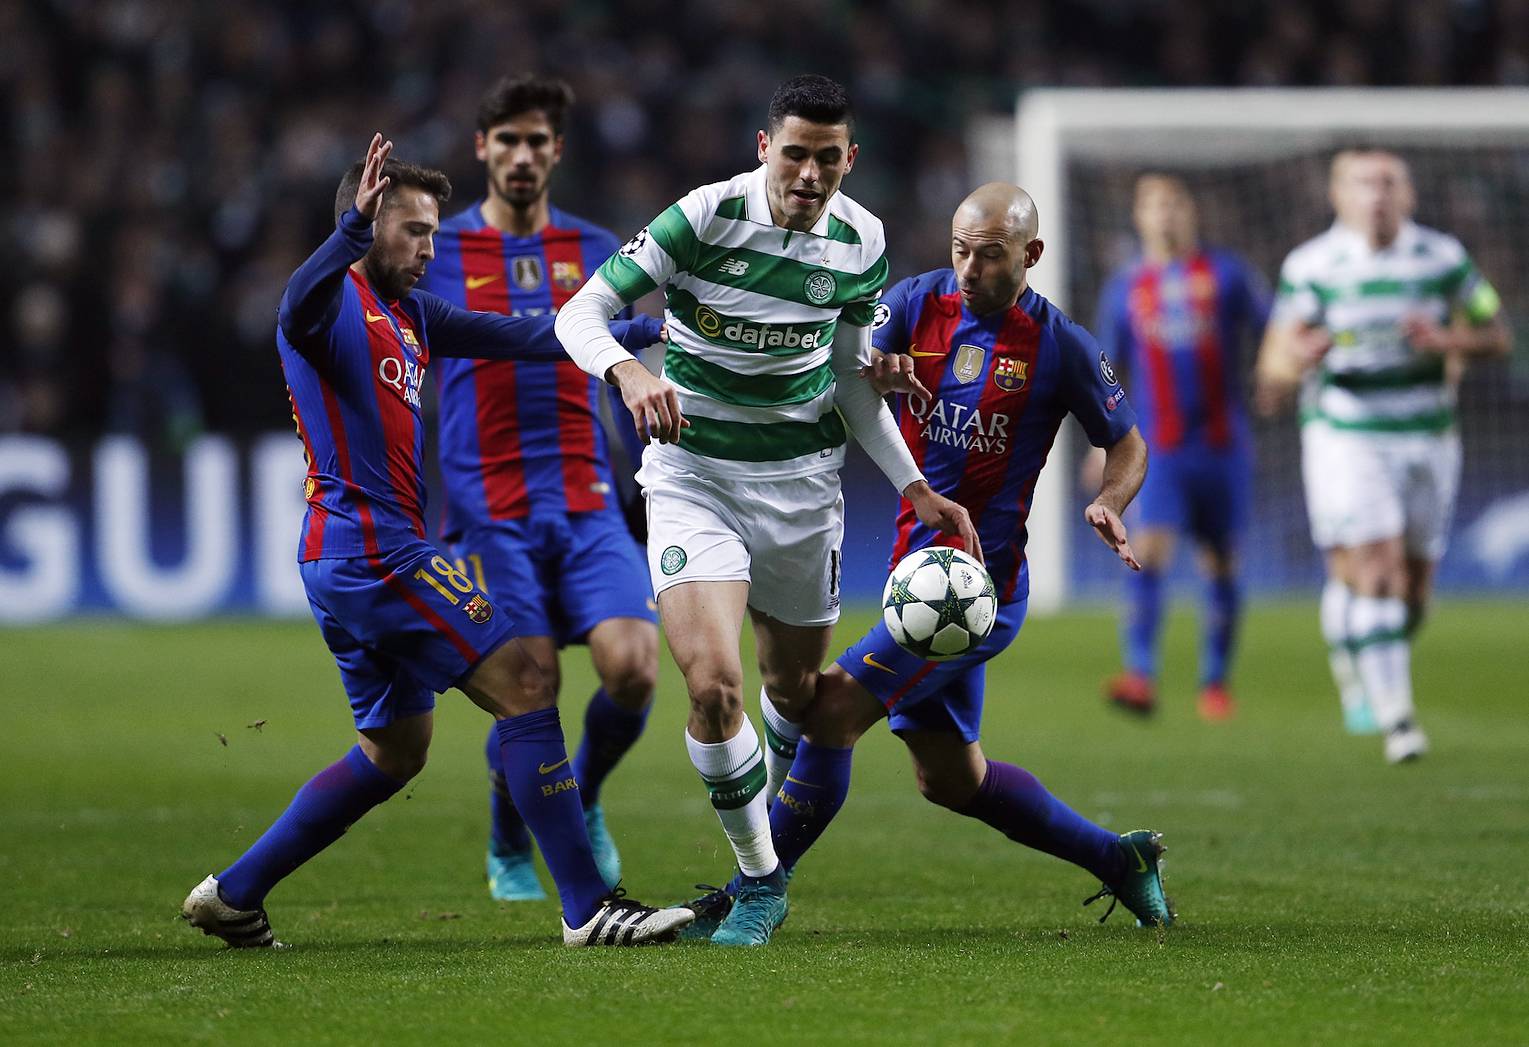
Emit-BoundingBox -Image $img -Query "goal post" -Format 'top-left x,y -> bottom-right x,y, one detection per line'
981,88 -> 1529,613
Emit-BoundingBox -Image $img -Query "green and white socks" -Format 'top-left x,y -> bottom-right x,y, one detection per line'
1321,579 -> 1372,728
686,717 -> 777,878
759,689 -> 802,806
1347,592 -> 1414,733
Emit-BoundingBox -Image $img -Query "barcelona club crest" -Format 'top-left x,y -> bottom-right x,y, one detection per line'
953,344 -> 986,384
464,594 -> 494,624
552,260 -> 583,291
993,356 -> 1027,391
512,256 -> 544,291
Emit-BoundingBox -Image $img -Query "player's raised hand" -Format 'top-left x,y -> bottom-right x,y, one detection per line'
1084,500 -> 1141,571
1402,314 -> 1455,355
354,133 -> 394,221
609,359 -> 687,444
906,481 -> 983,564
1291,325 -> 1333,367
860,350 -> 930,399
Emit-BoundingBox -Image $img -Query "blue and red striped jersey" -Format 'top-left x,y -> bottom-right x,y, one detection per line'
875,269 -> 1138,603
423,202 -> 635,534
276,207 -> 645,562
1095,248 -> 1269,452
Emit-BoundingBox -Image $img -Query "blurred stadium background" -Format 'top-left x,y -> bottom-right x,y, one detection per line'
4,0 -> 1529,620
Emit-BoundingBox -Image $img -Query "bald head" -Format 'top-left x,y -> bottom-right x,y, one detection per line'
951,182 -> 1044,315
955,182 -> 1040,242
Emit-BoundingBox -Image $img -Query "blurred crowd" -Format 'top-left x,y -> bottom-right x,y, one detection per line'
4,0 -> 1523,442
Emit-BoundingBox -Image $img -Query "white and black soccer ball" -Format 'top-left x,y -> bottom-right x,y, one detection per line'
881,547 -> 997,662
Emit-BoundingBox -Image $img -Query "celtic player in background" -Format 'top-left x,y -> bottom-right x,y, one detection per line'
554,75 -> 977,945
1257,149 -> 1510,763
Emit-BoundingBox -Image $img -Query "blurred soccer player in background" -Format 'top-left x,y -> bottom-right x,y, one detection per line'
555,75 -> 976,945
684,183 -> 1172,935
1094,174 -> 1271,720
1257,149 -> 1509,762
417,76 -> 658,903
182,135 -> 689,947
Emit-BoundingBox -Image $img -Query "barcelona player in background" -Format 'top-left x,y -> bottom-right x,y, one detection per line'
181,135 -> 688,948
684,184 -> 1173,936
1093,174 -> 1270,720
418,77 -> 658,901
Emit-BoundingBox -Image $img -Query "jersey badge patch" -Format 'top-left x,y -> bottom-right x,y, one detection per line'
512,257 -> 544,291
1099,351 -> 1120,386
804,270 -> 836,305
993,356 -> 1027,391
464,594 -> 494,624
552,260 -> 584,291
871,302 -> 891,329
954,344 -> 986,384
660,545 -> 687,576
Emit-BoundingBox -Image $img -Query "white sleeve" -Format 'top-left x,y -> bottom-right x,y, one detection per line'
832,321 -> 924,493
554,273 -> 636,382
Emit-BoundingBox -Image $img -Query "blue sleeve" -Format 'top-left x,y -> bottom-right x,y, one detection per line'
277,207 -> 374,345
1056,319 -> 1137,448
869,276 -> 914,353
1094,273 -> 1133,382
612,315 -> 663,353
415,292 -> 568,361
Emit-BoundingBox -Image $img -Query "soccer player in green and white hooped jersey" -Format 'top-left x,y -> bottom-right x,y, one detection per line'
1256,149 -> 1510,764
555,75 -> 979,945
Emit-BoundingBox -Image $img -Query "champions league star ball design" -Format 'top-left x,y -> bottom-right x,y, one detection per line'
881,547 -> 998,661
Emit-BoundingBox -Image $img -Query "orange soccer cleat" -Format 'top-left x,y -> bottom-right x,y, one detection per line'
1106,672 -> 1157,716
1197,682 -> 1237,721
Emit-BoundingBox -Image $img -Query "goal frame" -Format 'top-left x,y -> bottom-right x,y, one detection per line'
1000,88 -> 1529,613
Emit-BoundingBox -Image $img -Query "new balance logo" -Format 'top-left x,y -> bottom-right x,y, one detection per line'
717,258 -> 750,276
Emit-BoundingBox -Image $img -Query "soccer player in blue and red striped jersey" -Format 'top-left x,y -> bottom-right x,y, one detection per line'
685,184 -> 1174,935
1094,174 -> 1271,720
417,76 -> 658,902
181,135 -> 688,948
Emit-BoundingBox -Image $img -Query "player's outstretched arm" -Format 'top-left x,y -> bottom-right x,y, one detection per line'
423,297 -> 660,363
1083,425 -> 1147,572
278,133 -> 393,345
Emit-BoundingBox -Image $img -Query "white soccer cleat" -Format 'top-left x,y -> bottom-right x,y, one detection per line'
181,875 -> 284,948
562,891 -> 694,947
1384,722 -> 1430,764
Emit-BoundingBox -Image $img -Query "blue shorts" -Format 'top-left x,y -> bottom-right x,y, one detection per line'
446,508 -> 656,647
300,540 -> 516,729
1133,444 -> 1251,548
836,598 -> 1027,744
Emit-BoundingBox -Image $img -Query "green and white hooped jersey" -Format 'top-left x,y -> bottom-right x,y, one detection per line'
596,165 -> 888,480
1273,221 -> 1500,434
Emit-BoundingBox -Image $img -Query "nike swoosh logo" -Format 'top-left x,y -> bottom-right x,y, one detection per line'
909,345 -> 946,358
1128,844 -> 1149,874
537,757 -> 571,775
862,653 -> 897,674
784,775 -> 822,790
466,274 -> 500,289
365,310 -> 389,323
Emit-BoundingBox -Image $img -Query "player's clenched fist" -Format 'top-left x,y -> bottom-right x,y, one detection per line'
609,359 -> 687,445
860,349 -> 931,400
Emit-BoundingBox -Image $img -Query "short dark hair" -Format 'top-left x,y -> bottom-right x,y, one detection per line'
334,158 -> 452,222
477,75 -> 576,135
767,74 -> 854,139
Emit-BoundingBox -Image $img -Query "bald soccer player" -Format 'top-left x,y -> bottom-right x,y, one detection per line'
1257,149 -> 1509,762
683,183 -> 1175,935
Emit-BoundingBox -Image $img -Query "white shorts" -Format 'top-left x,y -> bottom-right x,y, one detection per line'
1300,421 -> 1461,560
642,464 -> 844,627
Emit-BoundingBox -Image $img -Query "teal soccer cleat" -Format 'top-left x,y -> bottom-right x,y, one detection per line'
487,840 -> 547,902
584,804 -> 622,889
1084,830 -> 1175,928
711,870 -> 788,946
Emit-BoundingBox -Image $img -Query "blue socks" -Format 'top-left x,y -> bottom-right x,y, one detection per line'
957,760 -> 1124,885
493,708 -> 607,925
218,745 -> 402,911
1201,575 -> 1241,687
1123,568 -> 1163,680
572,689 -> 650,807
484,726 -> 532,853
768,741 -> 854,873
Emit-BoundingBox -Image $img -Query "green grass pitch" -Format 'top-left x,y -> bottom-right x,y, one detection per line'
2,601 -> 1526,1044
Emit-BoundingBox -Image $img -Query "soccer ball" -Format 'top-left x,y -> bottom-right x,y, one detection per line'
881,547 -> 998,661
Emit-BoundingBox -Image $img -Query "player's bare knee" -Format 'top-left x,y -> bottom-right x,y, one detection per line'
366,740 -> 429,782
913,765 -> 967,810
686,665 -> 744,724
600,656 -> 658,711
801,668 -> 878,748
